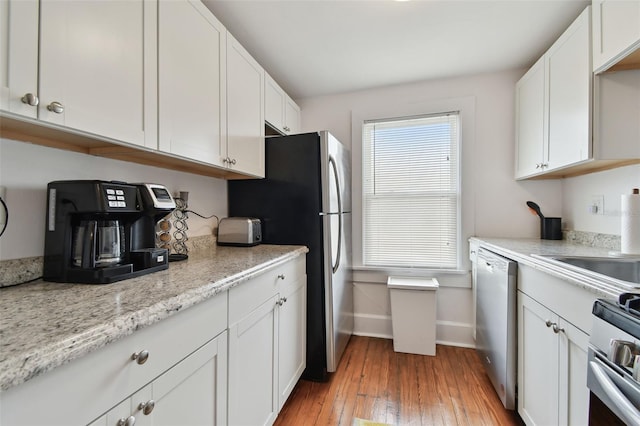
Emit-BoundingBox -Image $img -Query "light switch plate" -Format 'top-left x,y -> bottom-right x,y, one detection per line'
590,195 -> 604,215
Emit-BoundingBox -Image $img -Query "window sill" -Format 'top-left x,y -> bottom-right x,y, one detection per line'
351,266 -> 471,288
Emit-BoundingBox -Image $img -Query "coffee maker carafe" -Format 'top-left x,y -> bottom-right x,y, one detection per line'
44,180 -> 175,284
72,219 -> 124,268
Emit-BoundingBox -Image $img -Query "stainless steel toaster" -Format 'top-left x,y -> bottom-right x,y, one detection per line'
217,217 -> 262,246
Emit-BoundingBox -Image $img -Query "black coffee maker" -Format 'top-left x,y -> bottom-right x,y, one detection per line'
43,180 -> 176,284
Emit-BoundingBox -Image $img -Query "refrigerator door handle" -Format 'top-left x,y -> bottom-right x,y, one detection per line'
329,155 -> 342,273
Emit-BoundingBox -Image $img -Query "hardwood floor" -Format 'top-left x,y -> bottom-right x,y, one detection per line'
275,336 -> 522,426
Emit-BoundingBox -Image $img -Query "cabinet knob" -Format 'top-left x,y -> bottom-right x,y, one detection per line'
552,323 -> 564,334
283,126 -> 290,132
536,163 -> 542,169
47,101 -> 64,114
21,93 -> 39,106
282,296 -> 287,303
277,274 -> 285,280
117,416 -> 136,426
545,319 -> 553,328
230,158 -> 237,165
131,350 -> 149,365
138,400 -> 156,415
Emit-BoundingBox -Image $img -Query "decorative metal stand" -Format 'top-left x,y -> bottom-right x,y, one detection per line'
171,192 -> 189,257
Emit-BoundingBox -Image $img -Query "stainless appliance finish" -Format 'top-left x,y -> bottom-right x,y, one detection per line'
217,217 -> 262,246
228,131 -> 352,381
588,297 -> 640,424
475,247 -> 517,409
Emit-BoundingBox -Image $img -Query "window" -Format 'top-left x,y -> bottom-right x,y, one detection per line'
362,112 -> 460,269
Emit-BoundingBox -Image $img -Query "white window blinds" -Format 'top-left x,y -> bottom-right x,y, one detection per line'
362,112 -> 460,269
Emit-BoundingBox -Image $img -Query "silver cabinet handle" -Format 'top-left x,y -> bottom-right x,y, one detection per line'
276,299 -> 283,306
223,157 -> 237,165
131,350 -> 149,365
536,163 -> 542,169
277,274 -> 285,280
544,320 -> 564,334
230,158 -> 236,165
117,416 -> 136,426
138,400 -> 155,415
281,296 -> 287,303
283,126 -> 290,132
47,101 -> 64,114
21,93 -> 39,106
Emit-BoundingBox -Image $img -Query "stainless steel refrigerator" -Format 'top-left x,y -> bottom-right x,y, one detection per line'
228,131 -> 353,381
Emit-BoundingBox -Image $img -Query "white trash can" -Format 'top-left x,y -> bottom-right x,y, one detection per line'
387,276 -> 439,356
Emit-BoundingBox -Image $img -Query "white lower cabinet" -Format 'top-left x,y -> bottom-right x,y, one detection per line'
228,256 -> 307,426
90,332 -> 228,426
518,291 -> 590,426
228,296 -> 279,426
0,292 -> 228,426
278,274 -> 307,409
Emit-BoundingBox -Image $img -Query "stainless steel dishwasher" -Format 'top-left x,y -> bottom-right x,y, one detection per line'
475,247 -> 517,410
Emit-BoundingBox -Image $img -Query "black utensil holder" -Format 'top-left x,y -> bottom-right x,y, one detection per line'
541,217 -> 562,240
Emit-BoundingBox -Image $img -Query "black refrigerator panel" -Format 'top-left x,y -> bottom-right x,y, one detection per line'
228,132 -> 329,381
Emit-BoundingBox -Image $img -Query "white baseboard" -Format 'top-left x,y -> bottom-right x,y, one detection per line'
353,314 -> 475,349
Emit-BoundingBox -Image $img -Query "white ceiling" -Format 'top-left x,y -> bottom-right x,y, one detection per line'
203,0 -> 590,100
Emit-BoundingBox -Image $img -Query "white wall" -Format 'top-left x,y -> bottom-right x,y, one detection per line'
298,69 -> 564,347
562,164 -> 640,235
0,138 -> 227,260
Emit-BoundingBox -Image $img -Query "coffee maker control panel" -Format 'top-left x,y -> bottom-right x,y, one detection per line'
104,187 -> 130,208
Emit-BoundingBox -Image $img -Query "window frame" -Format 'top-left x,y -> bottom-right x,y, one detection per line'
351,96 -> 476,275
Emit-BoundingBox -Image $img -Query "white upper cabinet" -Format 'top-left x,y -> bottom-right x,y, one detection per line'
546,7 -> 592,171
0,0 -> 39,119
515,57 -> 547,178
226,33 -> 265,177
515,7 -> 591,179
265,72 -> 301,135
38,0 -> 157,148
592,0 -> 640,73
158,0 -> 226,166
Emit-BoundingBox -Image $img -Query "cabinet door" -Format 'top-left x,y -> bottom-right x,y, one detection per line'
226,33 -> 265,177
38,0 -> 156,147
0,0 -> 39,118
515,56 -> 546,179
558,319 -> 590,426
593,0 -> 640,72
148,332 -> 228,426
228,296 -> 278,426
158,0 -> 226,166
265,73 -> 285,132
278,278 -> 306,409
518,292 -> 560,426
546,7 -> 591,171
284,97 -> 301,134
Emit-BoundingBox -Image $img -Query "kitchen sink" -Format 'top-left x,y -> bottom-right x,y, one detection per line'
534,255 -> 640,289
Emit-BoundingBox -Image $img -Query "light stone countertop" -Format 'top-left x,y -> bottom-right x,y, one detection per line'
471,237 -> 638,299
0,244 -> 308,392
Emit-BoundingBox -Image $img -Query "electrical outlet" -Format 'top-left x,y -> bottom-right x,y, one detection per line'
590,195 -> 604,215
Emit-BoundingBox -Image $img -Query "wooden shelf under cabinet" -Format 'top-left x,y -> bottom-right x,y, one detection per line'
0,114 -> 256,180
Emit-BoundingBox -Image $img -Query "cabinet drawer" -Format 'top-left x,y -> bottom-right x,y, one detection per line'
229,256 -> 305,325
0,292 -> 227,426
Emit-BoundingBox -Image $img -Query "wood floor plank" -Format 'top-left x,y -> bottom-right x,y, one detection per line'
275,336 -> 522,426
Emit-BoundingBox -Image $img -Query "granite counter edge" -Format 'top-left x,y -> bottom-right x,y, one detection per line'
0,246 -> 308,392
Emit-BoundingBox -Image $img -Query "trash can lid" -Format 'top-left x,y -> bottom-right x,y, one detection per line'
387,276 -> 439,290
